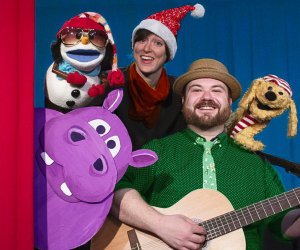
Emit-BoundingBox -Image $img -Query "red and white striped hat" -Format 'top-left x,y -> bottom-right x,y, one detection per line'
263,74 -> 292,96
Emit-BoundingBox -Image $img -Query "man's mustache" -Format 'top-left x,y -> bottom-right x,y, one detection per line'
195,100 -> 219,109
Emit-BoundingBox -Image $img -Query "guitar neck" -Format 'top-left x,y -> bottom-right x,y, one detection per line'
202,187 -> 300,241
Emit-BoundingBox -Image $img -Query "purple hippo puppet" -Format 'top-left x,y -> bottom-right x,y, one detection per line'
34,89 -> 158,250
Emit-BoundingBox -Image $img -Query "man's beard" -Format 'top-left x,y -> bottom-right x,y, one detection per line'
182,100 -> 231,130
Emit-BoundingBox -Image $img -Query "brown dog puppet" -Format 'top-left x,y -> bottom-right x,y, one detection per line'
228,74 -> 297,151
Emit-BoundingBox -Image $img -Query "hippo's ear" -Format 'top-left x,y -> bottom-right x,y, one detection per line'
34,108 -> 63,132
129,149 -> 158,168
103,89 -> 123,112
45,108 -> 63,121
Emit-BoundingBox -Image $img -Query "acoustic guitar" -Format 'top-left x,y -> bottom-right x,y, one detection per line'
91,188 -> 300,250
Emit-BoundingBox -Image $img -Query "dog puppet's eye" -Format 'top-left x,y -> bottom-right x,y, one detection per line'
278,91 -> 283,95
268,86 -> 273,91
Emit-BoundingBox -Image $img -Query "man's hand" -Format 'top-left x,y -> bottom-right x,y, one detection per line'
155,214 -> 207,250
282,208 -> 300,238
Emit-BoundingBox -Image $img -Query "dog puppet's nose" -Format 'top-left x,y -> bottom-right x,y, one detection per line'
265,91 -> 277,101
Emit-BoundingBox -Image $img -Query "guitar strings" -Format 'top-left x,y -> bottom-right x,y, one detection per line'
203,188 -> 300,240
206,196 -> 299,239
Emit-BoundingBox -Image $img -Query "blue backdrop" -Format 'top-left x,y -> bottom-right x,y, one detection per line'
35,0 -> 300,190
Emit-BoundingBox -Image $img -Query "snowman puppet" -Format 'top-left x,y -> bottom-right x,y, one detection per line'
45,12 -> 124,112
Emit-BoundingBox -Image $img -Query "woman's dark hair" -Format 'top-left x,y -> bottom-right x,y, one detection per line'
50,39 -> 113,71
133,29 -> 171,62
100,42 -> 113,71
51,39 -> 63,63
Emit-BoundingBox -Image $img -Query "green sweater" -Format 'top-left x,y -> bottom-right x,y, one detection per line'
116,128 -> 289,249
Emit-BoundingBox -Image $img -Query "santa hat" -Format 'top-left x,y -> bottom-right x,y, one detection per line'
57,12 -> 124,86
263,74 -> 292,96
132,3 -> 205,60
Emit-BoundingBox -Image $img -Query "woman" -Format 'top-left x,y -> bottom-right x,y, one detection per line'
114,4 -> 205,149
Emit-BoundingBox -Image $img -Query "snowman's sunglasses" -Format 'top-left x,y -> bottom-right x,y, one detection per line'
60,27 -> 108,48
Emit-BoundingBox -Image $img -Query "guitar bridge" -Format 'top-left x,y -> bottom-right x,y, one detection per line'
127,229 -> 142,250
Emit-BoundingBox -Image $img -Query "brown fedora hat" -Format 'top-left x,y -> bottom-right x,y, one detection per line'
173,58 -> 242,101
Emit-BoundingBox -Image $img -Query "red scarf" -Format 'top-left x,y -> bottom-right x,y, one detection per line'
230,113 -> 258,138
128,63 -> 170,128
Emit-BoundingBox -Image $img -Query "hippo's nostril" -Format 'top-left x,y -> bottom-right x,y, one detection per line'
265,91 -> 277,101
93,158 -> 103,172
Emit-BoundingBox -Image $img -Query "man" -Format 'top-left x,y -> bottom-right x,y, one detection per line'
112,58 -> 300,249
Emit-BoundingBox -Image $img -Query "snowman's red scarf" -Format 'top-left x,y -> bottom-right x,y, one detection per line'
230,113 -> 258,138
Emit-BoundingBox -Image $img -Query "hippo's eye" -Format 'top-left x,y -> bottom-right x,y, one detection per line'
105,136 -> 120,157
268,86 -> 273,91
88,119 -> 111,136
278,91 -> 283,95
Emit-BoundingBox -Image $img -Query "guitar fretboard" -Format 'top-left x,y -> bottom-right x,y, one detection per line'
201,187 -> 300,241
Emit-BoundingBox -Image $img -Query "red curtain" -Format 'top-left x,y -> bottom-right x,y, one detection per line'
0,1 -> 34,249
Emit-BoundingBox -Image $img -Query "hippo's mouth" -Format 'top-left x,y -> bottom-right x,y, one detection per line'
66,49 -> 100,62
40,151 -> 109,202
40,151 -> 78,202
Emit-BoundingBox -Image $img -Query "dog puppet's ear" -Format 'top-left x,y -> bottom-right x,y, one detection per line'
238,79 -> 261,110
287,99 -> 298,137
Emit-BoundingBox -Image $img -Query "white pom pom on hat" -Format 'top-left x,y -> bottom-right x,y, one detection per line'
132,3 -> 205,60
191,3 -> 205,18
